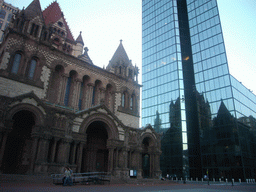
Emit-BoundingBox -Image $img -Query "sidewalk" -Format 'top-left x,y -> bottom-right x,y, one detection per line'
0,174 -> 255,192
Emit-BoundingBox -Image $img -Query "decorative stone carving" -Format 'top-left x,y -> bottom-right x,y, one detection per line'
40,66 -> 51,98
0,52 -> 10,70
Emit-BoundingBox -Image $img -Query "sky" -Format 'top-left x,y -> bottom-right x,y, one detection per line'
7,0 -> 256,95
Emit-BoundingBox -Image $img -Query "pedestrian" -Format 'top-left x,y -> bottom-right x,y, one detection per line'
63,167 -> 73,186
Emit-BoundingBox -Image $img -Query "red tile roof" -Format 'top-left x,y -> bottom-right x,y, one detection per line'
42,1 -> 74,41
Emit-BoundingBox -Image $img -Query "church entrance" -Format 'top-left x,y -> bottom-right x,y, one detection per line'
1,110 -> 35,174
82,121 -> 108,172
142,137 -> 152,178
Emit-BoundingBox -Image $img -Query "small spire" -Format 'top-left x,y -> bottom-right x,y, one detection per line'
84,47 -> 88,54
120,39 -> 122,44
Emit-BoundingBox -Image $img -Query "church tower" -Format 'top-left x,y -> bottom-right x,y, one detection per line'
106,40 -> 139,82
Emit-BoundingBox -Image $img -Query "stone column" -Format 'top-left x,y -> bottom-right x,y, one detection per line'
74,79 -> 82,110
129,150 -> 132,169
115,148 -> 119,168
76,142 -> 85,173
50,137 -> 60,163
149,153 -> 153,178
28,136 -> 39,173
99,87 -> 106,104
86,83 -> 94,108
108,148 -> 114,172
136,149 -> 143,179
35,136 -> 51,163
70,142 -> 78,165
123,148 -> 128,169
34,135 -> 51,173
0,132 -> 9,167
56,138 -> 72,164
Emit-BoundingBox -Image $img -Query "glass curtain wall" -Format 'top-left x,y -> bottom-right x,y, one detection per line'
142,0 -> 256,180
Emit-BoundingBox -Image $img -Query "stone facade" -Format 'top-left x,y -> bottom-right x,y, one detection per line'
0,0 -> 161,179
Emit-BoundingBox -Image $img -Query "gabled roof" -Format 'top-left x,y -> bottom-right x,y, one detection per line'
24,0 -> 44,21
42,1 -> 74,41
10,91 -> 45,108
109,40 -> 131,67
76,103 -> 125,128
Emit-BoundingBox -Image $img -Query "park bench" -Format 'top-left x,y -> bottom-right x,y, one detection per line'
51,172 -> 111,185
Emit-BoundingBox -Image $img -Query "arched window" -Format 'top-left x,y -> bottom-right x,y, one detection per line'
64,71 -> 77,107
78,82 -> 84,110
11,53 -> 21,74
64,76 -> 71,106
92,86 -> 96,105
130,96 -> 133,110
121,93 -> 125,107
27,59 -> 37,79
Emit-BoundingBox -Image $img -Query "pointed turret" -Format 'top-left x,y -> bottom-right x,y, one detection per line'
108,40 -> 130,67
76,31 -> 84,46
106,40 -> 139,82
73,31 -> 84,57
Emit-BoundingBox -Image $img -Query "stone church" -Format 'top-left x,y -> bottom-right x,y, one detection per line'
0,0 -> 161,179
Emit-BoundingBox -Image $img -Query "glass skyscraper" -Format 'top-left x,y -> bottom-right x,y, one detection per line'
142,0 -> 256,180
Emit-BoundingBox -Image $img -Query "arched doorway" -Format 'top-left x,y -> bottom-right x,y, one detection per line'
1,110 -> 35,174
81,121 -> 109,172
141,136 -> 155,178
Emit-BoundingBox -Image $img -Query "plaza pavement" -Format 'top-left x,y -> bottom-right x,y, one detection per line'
1,180 -> 256,192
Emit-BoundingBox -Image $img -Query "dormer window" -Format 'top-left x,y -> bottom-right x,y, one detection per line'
30,23 -> 39,37
58,21 -> 63,27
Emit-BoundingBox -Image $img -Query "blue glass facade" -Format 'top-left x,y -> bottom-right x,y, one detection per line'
142,0 -> 256,180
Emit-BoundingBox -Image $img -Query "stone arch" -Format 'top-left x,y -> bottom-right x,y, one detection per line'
140,133 -> 156,149
50,61 -> 67,69
28,51 -> 47,67
80,112 -> 119,140
6,103 -> 45,126
1,103 -> 45,174
140,133 -> 157,178
79,113 -> 119,172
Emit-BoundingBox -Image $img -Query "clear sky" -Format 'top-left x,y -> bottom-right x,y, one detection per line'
7,0 -> 256,95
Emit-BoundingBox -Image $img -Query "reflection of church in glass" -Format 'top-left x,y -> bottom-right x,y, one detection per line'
160,90 -> 256,181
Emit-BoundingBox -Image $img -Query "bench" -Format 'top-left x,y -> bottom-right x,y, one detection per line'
51,172 -> 111,185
